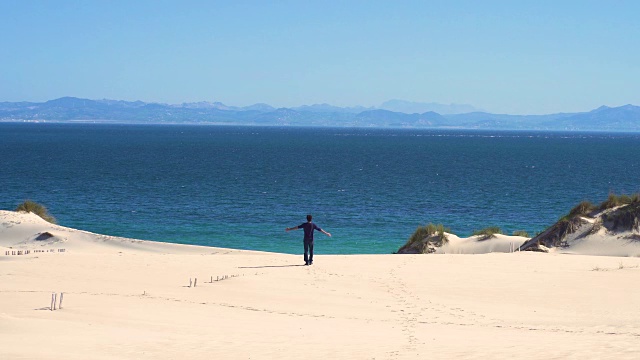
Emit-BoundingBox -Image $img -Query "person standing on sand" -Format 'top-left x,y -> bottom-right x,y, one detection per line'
285,214 -> 331,265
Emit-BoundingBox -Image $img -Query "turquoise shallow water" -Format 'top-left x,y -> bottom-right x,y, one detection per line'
1,123 -> 640,254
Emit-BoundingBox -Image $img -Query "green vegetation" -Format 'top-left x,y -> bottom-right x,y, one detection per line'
566,200 -> 596,219
472,226 -> 502,240
15,200 -> 56,224
554,194 -> 640,223
598,193 -> 640,210
512,230 -> 529,237
400,223 -> 450,253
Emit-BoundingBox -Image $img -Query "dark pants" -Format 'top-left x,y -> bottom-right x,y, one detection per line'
304,240 -> 314,263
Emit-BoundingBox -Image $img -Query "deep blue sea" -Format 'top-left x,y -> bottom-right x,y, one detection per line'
2,123 -> 640,254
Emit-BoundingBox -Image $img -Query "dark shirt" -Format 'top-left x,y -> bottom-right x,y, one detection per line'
298,222 -> 322,242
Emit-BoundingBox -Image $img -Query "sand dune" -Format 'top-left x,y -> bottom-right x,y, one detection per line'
2,210 -> 640,359
434,233 -> 528,254
0,210 -> 252,255
520,202 -> 640,257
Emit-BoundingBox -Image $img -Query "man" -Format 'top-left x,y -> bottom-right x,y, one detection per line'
285,214 -> 331,265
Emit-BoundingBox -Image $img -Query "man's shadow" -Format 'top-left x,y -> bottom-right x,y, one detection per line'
238,264 -> 307,269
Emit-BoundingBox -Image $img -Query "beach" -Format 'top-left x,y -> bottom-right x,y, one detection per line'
2,210 -> 640,359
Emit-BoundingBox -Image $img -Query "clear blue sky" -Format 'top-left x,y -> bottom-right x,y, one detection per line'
1,0 -> 638,114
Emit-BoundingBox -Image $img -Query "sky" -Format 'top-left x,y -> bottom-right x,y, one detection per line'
1,0 -> 639,114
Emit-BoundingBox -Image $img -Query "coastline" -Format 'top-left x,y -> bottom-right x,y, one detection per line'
4,124 -> 640,256
2,210 -> 640,359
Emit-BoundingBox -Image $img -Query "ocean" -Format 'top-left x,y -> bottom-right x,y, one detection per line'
2,123 -> 640,254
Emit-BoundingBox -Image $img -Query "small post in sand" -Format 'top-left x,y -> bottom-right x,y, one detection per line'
53,293 -> 57,310
50,293 -> 55,311
59,293 -> 64,309
189,278 -> 192,288
194,278 -> 197,287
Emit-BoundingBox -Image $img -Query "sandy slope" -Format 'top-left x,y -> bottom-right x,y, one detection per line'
434,233 -> 528,254
2,210 -> 640,359
0,210 -> 252,255
552,216 -> 640,257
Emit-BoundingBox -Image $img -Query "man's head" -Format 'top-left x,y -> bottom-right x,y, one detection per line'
306,214 -> 312,222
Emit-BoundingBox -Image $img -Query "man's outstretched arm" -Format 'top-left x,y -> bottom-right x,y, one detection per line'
320,229 -> 332,237
285,226 -> 299,232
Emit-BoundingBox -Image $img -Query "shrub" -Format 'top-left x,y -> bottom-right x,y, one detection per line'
558,200 -> 596,222
599,193 -> 619,210
472,226 -> 502,240
15,200 -> 56,224
599,193 -> 634,210
568,201 -> 596,218
436,224 -> 447,241
512,230 -> 529,237
404,223 -> 450,248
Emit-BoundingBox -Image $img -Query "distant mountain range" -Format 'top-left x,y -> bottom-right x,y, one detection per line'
1,97 -> 640,131
379,99 -> 479,115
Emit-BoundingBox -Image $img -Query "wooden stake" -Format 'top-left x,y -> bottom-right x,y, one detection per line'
59,293 -> 64,309
50,293 -> 55,311
194,278 -> 197,287
53,293 -> 57,310
189,278 -> 192,288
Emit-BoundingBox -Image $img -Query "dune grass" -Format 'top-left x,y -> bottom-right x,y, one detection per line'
556,200 -> 597,223
598,193 -> 640,210
567,200 -> 596,218
404,223 -> 450,249
472,226 -> 502,240
15,200 -> 56,224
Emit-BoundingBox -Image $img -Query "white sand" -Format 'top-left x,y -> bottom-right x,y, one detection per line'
2,210 -> 640,359
552,216 -> 640,257
435,233 -> 529,254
